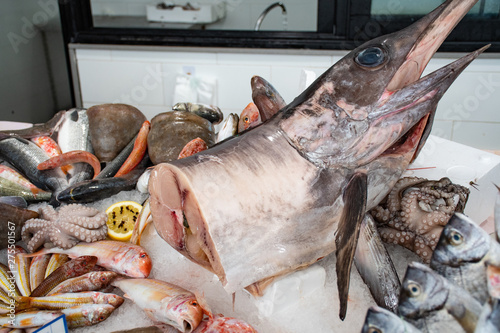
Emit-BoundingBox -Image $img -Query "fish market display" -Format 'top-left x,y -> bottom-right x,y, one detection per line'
0,165 -> 51,202
147,111 -> 215,165
87,104 -> 147,163
149,0 -> 483,319
13,246 -> 30,296
111,278 -> 204,333
0,250 -> 123,330
173,103 -> 224,125
21,204 -> 108,252
251,75 -> 286,121
361,306 -> 421,333
430,213 -> 500,304
399,262 -> 483,333
26,240 -> 152,278
371,177 -> 469,263
193,314 -> 258,333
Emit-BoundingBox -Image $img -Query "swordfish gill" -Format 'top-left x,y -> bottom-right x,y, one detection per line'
148,0 -> 487,320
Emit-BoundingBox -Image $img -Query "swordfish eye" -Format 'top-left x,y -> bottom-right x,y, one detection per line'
355,46 -> 387,68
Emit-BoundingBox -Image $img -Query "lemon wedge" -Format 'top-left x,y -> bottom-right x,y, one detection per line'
105,200 -> 142,242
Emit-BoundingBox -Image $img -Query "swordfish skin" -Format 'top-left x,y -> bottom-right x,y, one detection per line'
149,0 -> 484,319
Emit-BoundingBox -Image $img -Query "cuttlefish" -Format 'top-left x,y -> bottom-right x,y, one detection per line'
148,0 -> 487,319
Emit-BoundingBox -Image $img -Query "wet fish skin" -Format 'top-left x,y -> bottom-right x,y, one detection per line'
430,213 -> 500,304
0,164 -> 48,197
47,271 -> 118,295
27,241 -> 152,278
193,314 -> 258,333
57,158 -> 148,203
149,0 -> 483,321
87,103 -> 147,163
216,113 -> 239,143
44,254 -> 69,278
0,263 -> 19,297
14,246 -> 30,297
112,278 -> 203,333
16,291 -> 124,311
0,178 -> 51,203
62,303 -> 116,328
0,137 -> 68,193
56,108 -> 94,185
114,120 -> 150,177
96,134 -> 137,179
173,102 -> 224,125
0,203 -> 39,248
0,110 -> 66,140
362,306 -> 421,333
399,262 -> 483,333
251,75 -> 286,122
29,254 -> 51,292
30,256 -> 98,297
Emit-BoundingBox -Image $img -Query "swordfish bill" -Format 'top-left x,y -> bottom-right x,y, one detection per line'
149,0 -> 485,320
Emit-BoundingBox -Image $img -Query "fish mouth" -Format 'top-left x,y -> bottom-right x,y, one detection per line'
384,0 -> 479,95
357,45 -> 489,165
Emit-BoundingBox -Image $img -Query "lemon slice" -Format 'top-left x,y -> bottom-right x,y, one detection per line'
105,201 -> 142,242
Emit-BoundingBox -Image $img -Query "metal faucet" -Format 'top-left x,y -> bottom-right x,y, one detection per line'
254,2 -> 287,31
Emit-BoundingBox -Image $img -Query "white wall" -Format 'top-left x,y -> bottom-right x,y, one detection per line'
0,0 -> 72,123
73,45 -> 500,151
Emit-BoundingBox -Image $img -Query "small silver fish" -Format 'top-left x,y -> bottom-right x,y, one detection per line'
430,213 -> 500,304
216,113 -> 239,143
56,108 -> 94,185
173,103 -> 224,125
362,306 -> 422,333
399,262 -> 483,333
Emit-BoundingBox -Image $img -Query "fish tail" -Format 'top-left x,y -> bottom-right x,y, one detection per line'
14,296 -> 31,311
21,248 -> 53,258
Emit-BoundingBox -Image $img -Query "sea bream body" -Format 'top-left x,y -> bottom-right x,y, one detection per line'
148,0 -> 485,319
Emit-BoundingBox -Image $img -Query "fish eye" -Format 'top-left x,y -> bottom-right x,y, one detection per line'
355,46 -> 387,68
407,282 -> 421,297
449,230 -> 463,245
140,253 -> 147,258
191,301 -> 198,306
368,327 -> 382,333
244,116 -> 249,123
99,315 -> 105,321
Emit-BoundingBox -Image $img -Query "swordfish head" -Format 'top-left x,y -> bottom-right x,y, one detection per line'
279,0 -> 486,169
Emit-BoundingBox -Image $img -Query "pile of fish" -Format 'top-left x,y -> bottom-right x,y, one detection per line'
0,241 -> 141,330
362,210 -> 500,333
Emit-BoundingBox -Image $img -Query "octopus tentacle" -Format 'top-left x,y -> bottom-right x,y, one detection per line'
20,203 -> 108,252
371,176 -> 470,264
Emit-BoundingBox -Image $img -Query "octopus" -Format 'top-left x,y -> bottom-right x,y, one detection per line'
21,204 -> 108,253
370,177 -> 469,263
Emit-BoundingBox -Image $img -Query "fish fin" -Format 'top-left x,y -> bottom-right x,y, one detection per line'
194,292 -> 213,318
335,172 -> 367,320
354,214 -> 400,313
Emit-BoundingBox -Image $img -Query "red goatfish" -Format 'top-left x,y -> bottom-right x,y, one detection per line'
112,278 -> 204,333
238,103 -> 261,133
193,315 -> 258,333
25,240 -> 152,278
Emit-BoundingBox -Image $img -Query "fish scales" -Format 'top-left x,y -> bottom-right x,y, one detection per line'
16,291 -> 124,310
0,137 -> 68,193
45,254 -> 69,278
46,271 -> 117,295
14,247 -> 30,297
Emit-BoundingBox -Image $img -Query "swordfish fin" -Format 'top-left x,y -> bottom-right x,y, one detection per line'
335,172 -> 367,320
